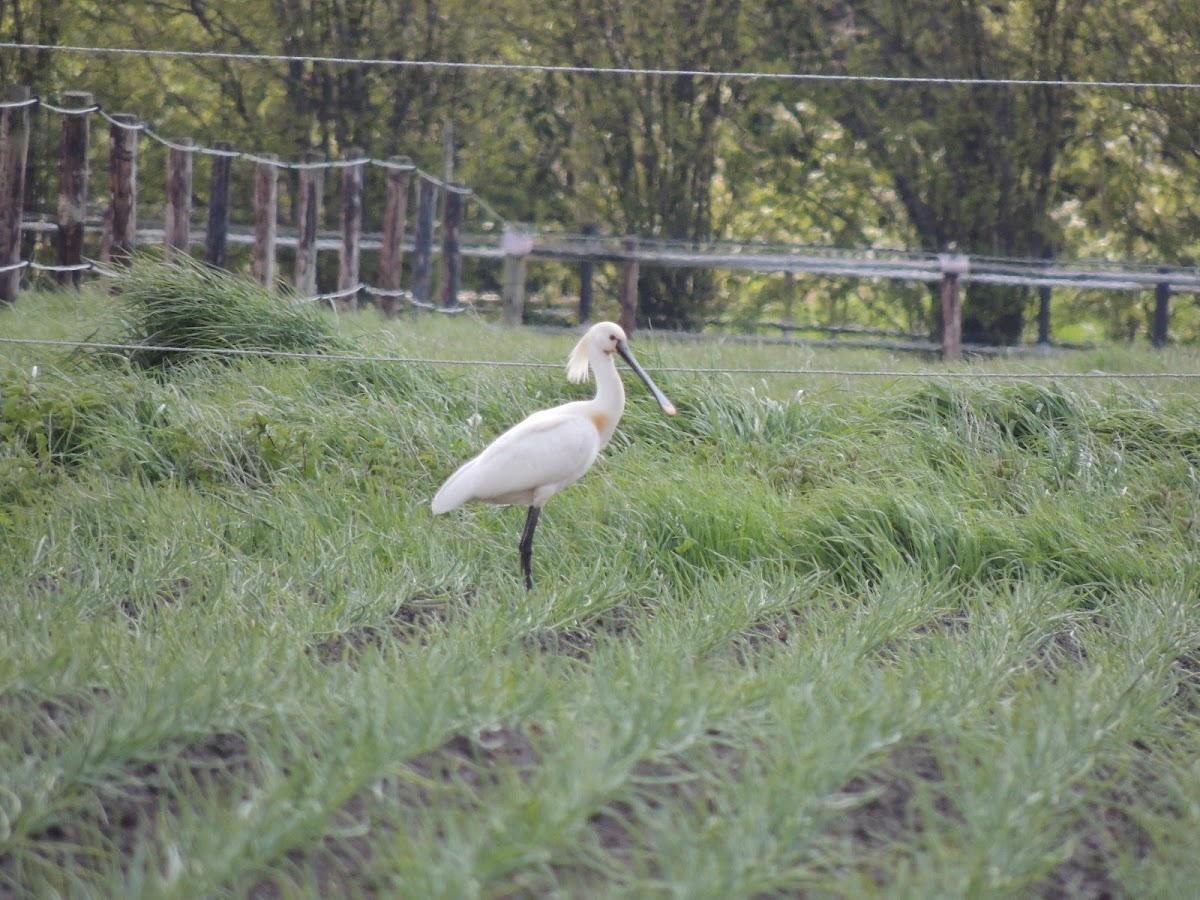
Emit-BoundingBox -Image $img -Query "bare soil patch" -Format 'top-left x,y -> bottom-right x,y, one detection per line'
307,590 -> 472,664
1,731 -> 250,889
827,738 -> 953,853
250,722 -> 541,896
1038,773 -> 1154,899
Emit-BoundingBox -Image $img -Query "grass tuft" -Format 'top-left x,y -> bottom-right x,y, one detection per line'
110,253 -> 345,369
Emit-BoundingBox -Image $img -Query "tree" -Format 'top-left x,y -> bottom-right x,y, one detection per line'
753,0 -> 1094,344
1072,0 -> 1200,263
0,0 -> 69,86
518,0 -> 748,328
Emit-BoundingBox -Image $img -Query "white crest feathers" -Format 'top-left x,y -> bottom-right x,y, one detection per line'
566,333 -> 591,384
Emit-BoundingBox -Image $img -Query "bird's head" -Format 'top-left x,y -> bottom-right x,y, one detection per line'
597,323 -> 628,356
568,322 -> 624,382
566,321 -> 675,416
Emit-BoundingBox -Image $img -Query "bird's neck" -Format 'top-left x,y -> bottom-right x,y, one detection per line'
588,353 -> 625,443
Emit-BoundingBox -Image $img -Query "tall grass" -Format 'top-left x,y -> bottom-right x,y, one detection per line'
110,253 -> 345,368
1,284 -> 1199,897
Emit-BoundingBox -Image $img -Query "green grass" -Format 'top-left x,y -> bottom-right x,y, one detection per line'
2,285 -> 1200,897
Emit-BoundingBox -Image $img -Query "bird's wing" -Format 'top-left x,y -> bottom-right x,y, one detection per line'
431,412 -> 600,512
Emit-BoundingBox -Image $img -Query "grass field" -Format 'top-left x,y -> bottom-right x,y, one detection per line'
2,280 -> 1200,898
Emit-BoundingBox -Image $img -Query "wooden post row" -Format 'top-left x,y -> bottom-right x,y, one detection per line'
411,177 -> 435,305
205,141 -> 234,268
295,152 -> 324,297
253,155 -> 278,289
57,91 -> 92,288
337,149 -> 366,310
378,161 -> 412,317
440,183 -> 466,309
165,138 -> 194,256
618,235 -> 639,335
103,113 -> 139,265
0,86 -> 32,303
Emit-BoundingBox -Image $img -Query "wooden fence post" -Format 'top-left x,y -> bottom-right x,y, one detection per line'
205,141 -> 234,268
618,235 -> 639,335
56,91 -> 92,288
103,113 -> 138,265
1037,252 -> 1053,347
165,138 -> 194,257
411,176 -> 435,306
1152,272 -> 1171,348
295,152 -> 325,297
938,254 -> 968,362
783,270 -> 796,325
252,154 -> 278,289
337,149 -> 365,310
501,226 -> 532,326
1037,284 -> 1052,347
578,222 -> 597,323
378,161 -> 412,317
0,85 -> 32,304
440,183 -> 465,309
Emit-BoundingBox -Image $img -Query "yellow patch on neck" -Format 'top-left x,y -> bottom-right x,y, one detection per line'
590,412 -> 611,433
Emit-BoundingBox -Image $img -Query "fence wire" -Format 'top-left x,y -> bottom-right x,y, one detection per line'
4,41 -> 1200,91
1,336 -> 1197,381
6,86 -> 1200,356
0,93 -> 507,227
9,89 -> 1200,289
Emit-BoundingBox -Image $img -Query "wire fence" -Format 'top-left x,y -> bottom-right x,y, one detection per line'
4,86 -> 1199,356
4,41 -> 1200,91
8,89 -> 1200,291
2,90 -> 507,313
6,92 -> 510,225
1,335 -> 1197,382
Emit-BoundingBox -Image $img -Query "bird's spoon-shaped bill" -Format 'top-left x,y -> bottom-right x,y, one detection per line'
616,340 -> 676,417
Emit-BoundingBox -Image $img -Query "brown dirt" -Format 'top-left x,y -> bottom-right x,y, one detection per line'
733,617 -> 793,665
1032,627 -> 1088,677
307,590 -> 471,664
249,722 -> 541,897
2,730 -> 250,888
522,603 -> 645,662
406,722 -> 542,793
120,577 -> 194,620
582,730 -> 746,868
916,608 -> 971,637
1038,771 -> 1154,899
827,739 -> 953,852
525,627 -> 596,660
1173,644 -> 1200,716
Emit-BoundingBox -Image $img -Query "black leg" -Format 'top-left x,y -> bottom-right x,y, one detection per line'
519,506 -> 541,591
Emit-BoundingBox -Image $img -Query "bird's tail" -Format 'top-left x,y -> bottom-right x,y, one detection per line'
431,462 -> 472,514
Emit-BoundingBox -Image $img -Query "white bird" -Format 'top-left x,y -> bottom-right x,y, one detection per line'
432,321 -> 676,589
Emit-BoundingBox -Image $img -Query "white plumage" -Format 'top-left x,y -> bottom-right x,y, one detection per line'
432,322 -> 675,588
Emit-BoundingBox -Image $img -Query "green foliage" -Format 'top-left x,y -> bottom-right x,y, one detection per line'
112,254 -> 345,369
2,287 -> 1200,894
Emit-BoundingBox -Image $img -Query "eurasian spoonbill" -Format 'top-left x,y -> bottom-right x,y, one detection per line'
431,322 -> 676,589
